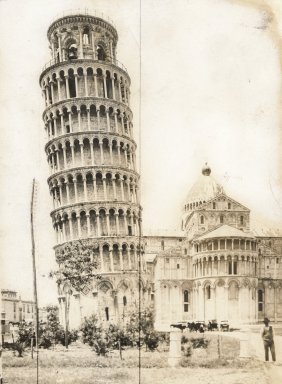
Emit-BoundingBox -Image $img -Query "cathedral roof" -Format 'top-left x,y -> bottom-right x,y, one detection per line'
184,164 -> 222,208
196,224 -> 255,241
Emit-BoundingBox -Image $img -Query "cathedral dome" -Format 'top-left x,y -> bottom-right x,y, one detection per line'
183,164 -> 222,211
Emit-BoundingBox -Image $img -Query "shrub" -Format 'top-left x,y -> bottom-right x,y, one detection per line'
80,315 -> 99,347
190,337 -> 209,349
181,342 -> 192,357
13,306 -> 77,355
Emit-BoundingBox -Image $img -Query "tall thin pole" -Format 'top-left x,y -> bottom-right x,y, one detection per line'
0,285 -> 3,384
138,1 -> 142,383
31,178 -> 39,384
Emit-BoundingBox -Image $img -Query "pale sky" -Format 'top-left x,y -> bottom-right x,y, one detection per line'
0,0 -> 282,305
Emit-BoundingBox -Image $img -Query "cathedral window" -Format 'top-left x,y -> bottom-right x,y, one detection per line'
105,307 -> 109,321
228,261 -> 232,275
240,216 -> 244,225
123,296 -> 127,306
177,263 -> 180,269
206,285 -> 211,299
161,240 -> 164,250
183,290 -> 189,312
228,203 -> 231,209
228,282 -> 239,300
258,290 -> 264,312
213,202 -> 216,209
220,215 -> 224,224
233,261 -> 237,275
165,258 -> 169,263
200,216 -> 204,224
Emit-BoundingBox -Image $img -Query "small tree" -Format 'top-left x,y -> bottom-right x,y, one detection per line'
50,240 -> 101,293
15,321 -> 34,356
80,315 -> 112,356
126,306 -> 160,351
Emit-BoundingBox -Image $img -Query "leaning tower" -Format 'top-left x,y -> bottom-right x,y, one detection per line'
39,11 -> 146,327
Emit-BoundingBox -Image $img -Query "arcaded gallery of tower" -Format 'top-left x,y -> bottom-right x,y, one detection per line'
40,12 -> 282,330
40,12 -> 147,328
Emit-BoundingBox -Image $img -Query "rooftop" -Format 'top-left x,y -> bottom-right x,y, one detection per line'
196,224 -> 255,241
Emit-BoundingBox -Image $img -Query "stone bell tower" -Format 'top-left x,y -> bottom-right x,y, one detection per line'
39,11 -> 146,326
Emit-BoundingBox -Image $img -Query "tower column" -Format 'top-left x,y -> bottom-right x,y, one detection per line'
120,179 -> 125,200
58,34 -> 62,61
119,249 -> 123,270
65,75 -> 70,99
114,112 -> 118,132
86,213 -> 91,236
70,144 -> 75,167
93,177 -> 97,199
109,141 -> 113,164
94,74 -> 98,97
109,248 -> 114,271
106,109 -> 110,132
83,176 -> 88,201
74,74 -> 78,97
68,111 -> 72,133
106,213 -> 110,236
117,144 -> 121,165
97,213 -> 101,237
87,108 -> 91,130
69,217 -> 73,240
73,180 -> 78,203
56,149 -> 60,171
99,246 -> 104,272
53,117 -> 57,137
77,215 -> 81,237
60,113 -> 64,134
103,75 -> 108,98
115,213 -> 120,234
77,109 -> 81,131
112,176 -> 117,199
57,77 -> 62,100
99,141 -> 104,164
62,145 -> 67,169
84,74 -> 88,96
79,29 -> 83,58
103,177 -> 107,200
90,141 -> 95,165
97,109 -> 100,130
80,143 -> 84,166
65,180 -> 70,204
111,77 -> 116,100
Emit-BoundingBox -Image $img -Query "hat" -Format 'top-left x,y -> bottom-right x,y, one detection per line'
264,317 -> 270,323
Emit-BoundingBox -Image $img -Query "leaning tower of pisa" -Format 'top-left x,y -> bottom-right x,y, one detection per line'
39,11 -> 146,327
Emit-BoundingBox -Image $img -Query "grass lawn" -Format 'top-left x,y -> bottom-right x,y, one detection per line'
2,334 -> 268,384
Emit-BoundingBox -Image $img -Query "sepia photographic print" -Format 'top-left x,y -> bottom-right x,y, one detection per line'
1,0 -> 282,383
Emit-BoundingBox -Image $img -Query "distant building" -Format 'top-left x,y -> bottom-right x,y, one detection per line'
1,289 -> 48,334
1,290 -> 36,325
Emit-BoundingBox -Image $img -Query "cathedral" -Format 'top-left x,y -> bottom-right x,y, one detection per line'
145,164 -> 282,331
40,12 -> 282,330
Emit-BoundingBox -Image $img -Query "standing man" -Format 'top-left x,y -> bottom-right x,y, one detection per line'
260,317 -> 276,362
